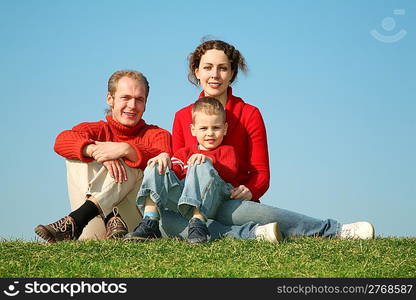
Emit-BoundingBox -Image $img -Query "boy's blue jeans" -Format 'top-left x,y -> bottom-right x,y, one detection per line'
137,161 -> 258,240
137,160 -> 235,220
137,161 -> 341,240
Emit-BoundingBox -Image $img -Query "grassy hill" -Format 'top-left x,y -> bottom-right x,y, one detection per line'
1,237 -> 415,278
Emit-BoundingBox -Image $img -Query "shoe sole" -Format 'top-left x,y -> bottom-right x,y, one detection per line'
256,222 -> 283,243
370,223 -> 376,239
365,222 -> 376,239
106,230 -> 128,240
275,223 -> 283,242
34,225 -> 57,243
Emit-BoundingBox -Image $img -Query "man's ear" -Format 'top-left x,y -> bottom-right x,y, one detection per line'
190,123 -> 196,137
224,122 -> 228,135
106,93 -> 114,107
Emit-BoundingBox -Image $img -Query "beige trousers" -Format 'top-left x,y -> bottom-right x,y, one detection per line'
66,160 -> 143,240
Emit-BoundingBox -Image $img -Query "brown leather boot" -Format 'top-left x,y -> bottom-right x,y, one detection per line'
105,208 -> 128,239
34,216 -> 81,242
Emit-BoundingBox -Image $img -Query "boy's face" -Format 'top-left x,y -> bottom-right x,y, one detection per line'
191,112 -> 228,151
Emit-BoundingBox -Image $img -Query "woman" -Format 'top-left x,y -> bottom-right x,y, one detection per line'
170,39 -> 375,239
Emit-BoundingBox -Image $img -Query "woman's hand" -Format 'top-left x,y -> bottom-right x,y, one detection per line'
103,159 -> 127,183
187,154 -> 212,166
147,152 -> 171,174
230,185 -> 253,201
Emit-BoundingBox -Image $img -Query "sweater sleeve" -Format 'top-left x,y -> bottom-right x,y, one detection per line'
172,110 -> 186,153
124,128 -> 172,169
54,122 -> 101,162
244,108 -> 270,201
209,146 -> 239,186
171,147 -> 189,180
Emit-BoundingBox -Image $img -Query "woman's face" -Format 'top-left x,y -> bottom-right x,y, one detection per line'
195,49 -> 234,102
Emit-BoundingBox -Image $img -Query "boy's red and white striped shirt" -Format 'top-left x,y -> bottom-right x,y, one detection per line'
171,157 -> 187,172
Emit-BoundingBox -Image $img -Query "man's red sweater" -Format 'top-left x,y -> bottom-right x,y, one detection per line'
171,145 -> 239,187
54,115 -> 172,170
172,87 -> 270,202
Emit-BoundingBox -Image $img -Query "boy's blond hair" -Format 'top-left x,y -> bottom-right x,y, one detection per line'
192,97 -> 226,124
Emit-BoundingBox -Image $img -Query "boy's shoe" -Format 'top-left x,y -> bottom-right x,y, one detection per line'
255,222 -> 282,243
34,216 -> 81,242
187,218 -> 210,244
339,221 -> 375,239
106,215 -> 128,239
124,216 -> 161,241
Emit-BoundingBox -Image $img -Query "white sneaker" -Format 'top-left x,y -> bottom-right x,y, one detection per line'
339,222 -> 375,239
255,222 -> 283,243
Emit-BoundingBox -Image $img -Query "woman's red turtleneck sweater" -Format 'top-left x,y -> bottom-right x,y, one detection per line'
172,88 -> 270,202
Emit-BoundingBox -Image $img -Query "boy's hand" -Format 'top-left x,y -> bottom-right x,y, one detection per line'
188,154 -> 212,166
230,185 -> 253,201
148,152 -> 171,175
103,159 -> 128,183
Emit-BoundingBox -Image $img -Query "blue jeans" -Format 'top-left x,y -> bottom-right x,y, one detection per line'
158,209 -> 258,241
214,200 -> 340,238
179,160 -> 234,219
138,162 -> 341,239
137,163 -> 258,241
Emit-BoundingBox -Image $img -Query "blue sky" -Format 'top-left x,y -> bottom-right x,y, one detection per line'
1,0 -> 414,240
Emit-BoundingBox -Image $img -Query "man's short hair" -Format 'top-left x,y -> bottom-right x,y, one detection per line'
108,70 -> 150,98
192,97 -> 226,124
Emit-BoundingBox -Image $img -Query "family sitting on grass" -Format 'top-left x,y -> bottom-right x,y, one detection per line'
35,40 -> 375,244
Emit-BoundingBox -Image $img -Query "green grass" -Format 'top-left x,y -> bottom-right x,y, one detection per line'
1,237 -> 415,278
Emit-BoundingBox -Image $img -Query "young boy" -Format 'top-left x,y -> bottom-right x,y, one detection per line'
126,97 -> 282,243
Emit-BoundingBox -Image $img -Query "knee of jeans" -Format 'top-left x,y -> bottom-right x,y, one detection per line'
144,164 -> 162,177
191,160 -> 215,175
202,159 -> 214,168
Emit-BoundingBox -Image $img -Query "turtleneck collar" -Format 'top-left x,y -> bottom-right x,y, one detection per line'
198,86 -> 244,111
198,86 -> 245,136
198,86 -> 234,106
106,115 -> 146,137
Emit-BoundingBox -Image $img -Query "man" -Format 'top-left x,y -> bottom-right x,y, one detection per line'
35,70 -> 172,242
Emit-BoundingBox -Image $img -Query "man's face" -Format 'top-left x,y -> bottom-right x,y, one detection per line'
191,112 -> 228,151
106,76 -> 147,127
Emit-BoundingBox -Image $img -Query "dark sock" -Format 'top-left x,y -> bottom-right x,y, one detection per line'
191,216 -> 207,223
69,200 -> 99,230
104,211 -> 115,225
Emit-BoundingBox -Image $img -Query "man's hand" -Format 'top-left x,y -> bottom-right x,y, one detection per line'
91,141 -> 130,163
187,154 -> 212,166
83,143 -> 97,158
147,152 -> 171,175
103,159 -> 128,183
230,185 -> 253,201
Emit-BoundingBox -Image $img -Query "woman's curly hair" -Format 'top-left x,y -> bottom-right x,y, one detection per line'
187,39 -> 248,86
